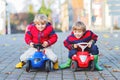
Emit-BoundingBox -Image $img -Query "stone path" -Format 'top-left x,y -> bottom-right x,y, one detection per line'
0,31 -> 120,80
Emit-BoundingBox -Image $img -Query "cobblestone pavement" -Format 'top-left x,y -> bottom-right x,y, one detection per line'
0,31 -> 120,80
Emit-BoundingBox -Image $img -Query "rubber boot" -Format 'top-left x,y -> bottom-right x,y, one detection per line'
59,58 -> 72,69
53,61 -> 59,70
15,61 -> 25,69
94,55 -> 103,71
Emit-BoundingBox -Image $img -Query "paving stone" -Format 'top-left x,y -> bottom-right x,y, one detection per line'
0,32 -> 120,80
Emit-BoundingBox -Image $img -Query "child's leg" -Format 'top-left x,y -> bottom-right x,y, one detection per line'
15,48 -> 36,68
20,48 -> 36,62
90,45 -> 103,71
93,55 -> 103,71
44,47 -> 58,62
68,49 -> 77,59
44,47 -> 58,70
59,49 -> 77,69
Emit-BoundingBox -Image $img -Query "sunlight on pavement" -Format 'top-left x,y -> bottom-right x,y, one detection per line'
12,37 -> 16,40
103,34 -> 109,38
114,46 -> 119,50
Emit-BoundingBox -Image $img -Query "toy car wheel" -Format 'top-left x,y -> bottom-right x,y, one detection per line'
70,61 -> 77,72
88,60 -> 95,71
25,60 -> 31,72
45,60 -> 51,72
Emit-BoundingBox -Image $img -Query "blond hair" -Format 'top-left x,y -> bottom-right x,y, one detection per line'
33,14 -> 47,24
72,21 -> 86,32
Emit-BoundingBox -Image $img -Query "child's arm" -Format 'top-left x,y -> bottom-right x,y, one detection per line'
46,31 -> 58,46
24,25 -> 33,45
88,40 -> 95,48
91,31 -> 98,41
64,39 -> 74,50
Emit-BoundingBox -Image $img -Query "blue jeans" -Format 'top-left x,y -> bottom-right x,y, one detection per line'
89,45 -> 99,55
68,45 -> 99,58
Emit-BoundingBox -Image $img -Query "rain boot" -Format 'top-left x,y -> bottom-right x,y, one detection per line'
53,60 -> 59,70
94,55 -> 103,71
59,58 -> 72,69
15,61 -> 25,69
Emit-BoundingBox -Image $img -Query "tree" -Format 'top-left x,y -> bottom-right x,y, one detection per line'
28,4 -> 34,13
27,4 -> 34,24
27,13 -> 34,24
38,0 -> 52,17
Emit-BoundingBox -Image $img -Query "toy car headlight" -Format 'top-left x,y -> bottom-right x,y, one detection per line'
34,58 -> 41,62
79,55 -> 87,62
42,56 -> 46,59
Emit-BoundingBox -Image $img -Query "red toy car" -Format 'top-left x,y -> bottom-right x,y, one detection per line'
70,42 -> 95,71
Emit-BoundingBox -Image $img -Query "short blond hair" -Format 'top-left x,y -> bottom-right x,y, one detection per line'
33,14 -> 47,24
72,21 -> 86,32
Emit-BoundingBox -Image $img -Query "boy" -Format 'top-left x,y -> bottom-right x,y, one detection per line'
15,14 -> 59,70
59,21 -> 103,71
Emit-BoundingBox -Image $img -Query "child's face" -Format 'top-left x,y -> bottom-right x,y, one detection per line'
35,21 -> 46,31
73,29 -> 84,39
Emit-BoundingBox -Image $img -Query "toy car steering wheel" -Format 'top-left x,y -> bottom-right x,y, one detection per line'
77,42 -> 89,52
33,44 -> 44,50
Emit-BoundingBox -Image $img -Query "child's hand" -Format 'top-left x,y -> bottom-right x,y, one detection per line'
88,40 -> 93,48
42,41 -> 49,47
73,44 -> 78,48
30,42 -> 34,47
88,43 -> 92,48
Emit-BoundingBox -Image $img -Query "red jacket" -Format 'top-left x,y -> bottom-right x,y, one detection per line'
25,22 -> 58,47
64,30 -> 98,50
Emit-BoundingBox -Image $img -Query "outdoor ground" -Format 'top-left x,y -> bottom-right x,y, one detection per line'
0,31 -> 120,80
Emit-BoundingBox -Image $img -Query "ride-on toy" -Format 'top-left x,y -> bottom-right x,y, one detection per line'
70,42 -> 95,72
25,44 -> 52,72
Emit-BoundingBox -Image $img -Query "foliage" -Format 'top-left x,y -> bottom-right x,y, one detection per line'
28,4 -> 34,13
27,13 -> 34,24
38,0 -> 52,17
27,4 -> 35,24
